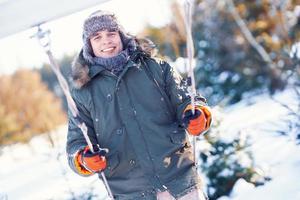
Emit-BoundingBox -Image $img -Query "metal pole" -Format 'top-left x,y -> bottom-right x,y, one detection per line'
32,25 -> 114,200
183,0 -> 198,169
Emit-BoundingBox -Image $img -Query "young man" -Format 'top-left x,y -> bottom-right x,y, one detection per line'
66,10 -> 212,200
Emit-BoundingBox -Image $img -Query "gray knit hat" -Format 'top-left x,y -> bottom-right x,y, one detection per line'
82,10 -> 132,63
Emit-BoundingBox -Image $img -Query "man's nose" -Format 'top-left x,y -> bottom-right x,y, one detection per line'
102,36 -> 111,45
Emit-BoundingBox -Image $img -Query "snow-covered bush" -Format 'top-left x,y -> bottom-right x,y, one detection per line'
199,110 -> 270,200
271,59 -> 300,144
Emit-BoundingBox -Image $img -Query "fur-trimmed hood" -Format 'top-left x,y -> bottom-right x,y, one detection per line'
71,37 -> 157,89
71,50 -> 91,89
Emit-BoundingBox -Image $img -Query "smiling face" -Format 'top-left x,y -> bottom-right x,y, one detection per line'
89,30 -> 123,58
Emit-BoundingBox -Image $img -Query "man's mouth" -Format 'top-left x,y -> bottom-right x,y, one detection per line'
102,47 -> 115,52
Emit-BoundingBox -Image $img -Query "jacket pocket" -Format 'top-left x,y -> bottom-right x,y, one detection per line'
104,152 -> 120,178
169,123 -> 186,145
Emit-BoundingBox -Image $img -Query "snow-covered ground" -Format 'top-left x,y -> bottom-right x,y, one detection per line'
216,88 -> 300,200
0,127 -> 107,200
0,87 -> 299,200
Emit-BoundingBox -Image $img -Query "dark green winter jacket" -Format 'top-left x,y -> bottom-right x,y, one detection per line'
66,48 -> 207,200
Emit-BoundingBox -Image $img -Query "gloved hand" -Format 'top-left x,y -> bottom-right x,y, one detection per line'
78,145 -> 107,173
182,105 -> 211,136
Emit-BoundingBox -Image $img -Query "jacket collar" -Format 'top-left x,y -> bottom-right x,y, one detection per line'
88,64 -> 106,79
71,39 -> 153,89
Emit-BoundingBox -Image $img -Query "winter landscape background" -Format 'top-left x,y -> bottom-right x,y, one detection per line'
0,0 -> 299,199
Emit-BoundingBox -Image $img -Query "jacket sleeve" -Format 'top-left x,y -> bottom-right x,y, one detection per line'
66,90 -> 98,176
160,60 -> 208,122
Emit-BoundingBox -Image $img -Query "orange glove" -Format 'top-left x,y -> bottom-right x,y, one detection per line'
77,145 -> 107,173
182,104 -> 212,136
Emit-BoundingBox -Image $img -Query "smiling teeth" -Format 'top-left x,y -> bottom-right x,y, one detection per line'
102,47 -> 114,52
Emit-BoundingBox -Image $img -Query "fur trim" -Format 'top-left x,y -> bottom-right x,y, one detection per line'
135,37 -> 157,57
71,50 -> 91,89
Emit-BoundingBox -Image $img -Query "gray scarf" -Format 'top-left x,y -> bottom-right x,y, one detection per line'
91,49 -> 129,75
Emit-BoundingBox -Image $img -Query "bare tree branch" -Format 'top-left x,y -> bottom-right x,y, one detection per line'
226,0 -> 277,70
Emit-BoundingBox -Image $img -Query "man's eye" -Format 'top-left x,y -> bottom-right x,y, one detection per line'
92,36 -> 101,41
108,33 -> 116,37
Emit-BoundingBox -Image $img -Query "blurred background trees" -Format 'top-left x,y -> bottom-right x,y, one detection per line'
142,0 -> 300,105
37,54 -> 74,111
0,69 -> 66,146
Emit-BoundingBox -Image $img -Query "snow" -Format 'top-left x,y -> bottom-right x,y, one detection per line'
0,127 -> 108,200
227,135 -> 300,200
213,87 -> 300,200
0,87 -> 299,200
291,41 -> 300,59
170,57 -> 197,74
